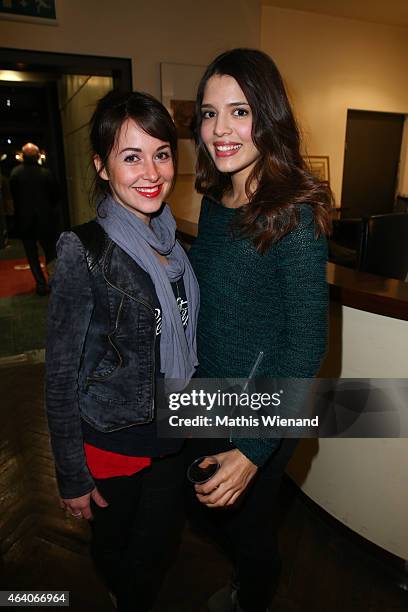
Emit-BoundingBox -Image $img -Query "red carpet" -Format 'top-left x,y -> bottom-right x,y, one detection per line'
0,257 -> 47,298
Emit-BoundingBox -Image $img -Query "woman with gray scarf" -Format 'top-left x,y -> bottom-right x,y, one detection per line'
45,90 -> 199,612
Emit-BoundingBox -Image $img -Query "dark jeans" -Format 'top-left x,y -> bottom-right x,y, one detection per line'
90,451 -> 185,612
22,237 -> 56,286
185,438 -> 298,612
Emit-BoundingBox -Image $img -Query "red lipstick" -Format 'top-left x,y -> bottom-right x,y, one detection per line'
213,141 -> 242,157
134,184 -> 163,199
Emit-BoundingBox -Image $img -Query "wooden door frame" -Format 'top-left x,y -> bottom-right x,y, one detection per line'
0,47 -> 132,89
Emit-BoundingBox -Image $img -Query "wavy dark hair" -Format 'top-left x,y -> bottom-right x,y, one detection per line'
89,89 -> 178,204
194,48 -> 333,253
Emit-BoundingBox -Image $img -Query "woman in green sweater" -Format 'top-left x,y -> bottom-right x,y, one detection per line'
187,49 -> 333,612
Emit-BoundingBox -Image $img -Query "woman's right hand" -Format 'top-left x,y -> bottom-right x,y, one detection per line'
60,487 -> 108,520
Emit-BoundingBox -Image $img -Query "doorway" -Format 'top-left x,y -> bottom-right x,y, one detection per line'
0,48 -> 132,359
341,110 -> 405,219
0,47 -> 132,229
0,79 -> 67,229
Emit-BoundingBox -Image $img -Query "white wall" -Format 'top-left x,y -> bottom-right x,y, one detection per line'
261,6 -> 408,204
0,0 -> 261,98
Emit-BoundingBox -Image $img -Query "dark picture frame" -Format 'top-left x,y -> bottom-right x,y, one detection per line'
0,0 -> 58,25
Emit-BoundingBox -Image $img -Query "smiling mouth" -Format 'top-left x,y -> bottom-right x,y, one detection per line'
214,143 -> 242,157
134,184 -> 163,198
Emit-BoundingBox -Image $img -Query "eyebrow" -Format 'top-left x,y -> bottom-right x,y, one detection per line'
201,102 -> 249,108
118,144 -> 170,154
119,147 -> 141,154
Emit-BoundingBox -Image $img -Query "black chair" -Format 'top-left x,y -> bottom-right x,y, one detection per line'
358,212 -> 408,281
328,218 -> 364,268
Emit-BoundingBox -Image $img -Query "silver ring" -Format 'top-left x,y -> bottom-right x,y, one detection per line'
72,512 -> 82,517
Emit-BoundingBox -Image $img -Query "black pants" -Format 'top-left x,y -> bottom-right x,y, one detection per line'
22,237 -> 56,286
185,438 -> 298,612
90,451 -> 185,612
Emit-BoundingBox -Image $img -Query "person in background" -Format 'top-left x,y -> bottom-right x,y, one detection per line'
0,165 -> 7,249
45,90 -> 199,612
0,161 -> 14,245
187,48 -> 333,612
9,142 -> 59,295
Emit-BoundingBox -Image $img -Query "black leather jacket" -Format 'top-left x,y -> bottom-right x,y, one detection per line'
46,221 -> 159,498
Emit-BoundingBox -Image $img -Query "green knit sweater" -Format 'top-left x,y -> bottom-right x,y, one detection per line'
188,196 -> 328,466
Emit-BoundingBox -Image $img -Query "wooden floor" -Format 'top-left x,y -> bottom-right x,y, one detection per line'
0,362 -> 407,612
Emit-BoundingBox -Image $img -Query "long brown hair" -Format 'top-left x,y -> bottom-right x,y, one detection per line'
194,48 -> 333,254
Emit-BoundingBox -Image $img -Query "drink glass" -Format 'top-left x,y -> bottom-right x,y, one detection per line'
187,455 -> 220,484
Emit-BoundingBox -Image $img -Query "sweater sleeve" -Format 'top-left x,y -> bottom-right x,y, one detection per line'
45,232 -> 95,499
233,207 -> 328,467
275,206 -> 328,377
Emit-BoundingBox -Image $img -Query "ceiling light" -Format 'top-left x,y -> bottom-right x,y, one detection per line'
0,70 -> 24,82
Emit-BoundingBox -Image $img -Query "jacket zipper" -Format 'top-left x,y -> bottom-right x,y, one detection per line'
100,244 -> 156,423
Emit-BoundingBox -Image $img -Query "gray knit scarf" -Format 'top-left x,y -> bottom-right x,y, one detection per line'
97,195 -> 199,390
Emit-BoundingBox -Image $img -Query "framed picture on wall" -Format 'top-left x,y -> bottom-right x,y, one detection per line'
0,0 -> 58,25
306,155 -> 330,184
160,62 -> 204,174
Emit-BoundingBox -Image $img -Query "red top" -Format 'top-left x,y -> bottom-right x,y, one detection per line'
84,443 -> 151,479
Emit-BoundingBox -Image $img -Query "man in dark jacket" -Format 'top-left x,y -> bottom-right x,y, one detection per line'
10,142 -> 59,295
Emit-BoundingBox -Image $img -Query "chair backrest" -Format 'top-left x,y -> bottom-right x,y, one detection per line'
358,213 -> 408,281
331,218 -> 363,251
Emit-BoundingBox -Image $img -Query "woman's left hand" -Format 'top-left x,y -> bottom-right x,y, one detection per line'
194,449 -> 258,507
